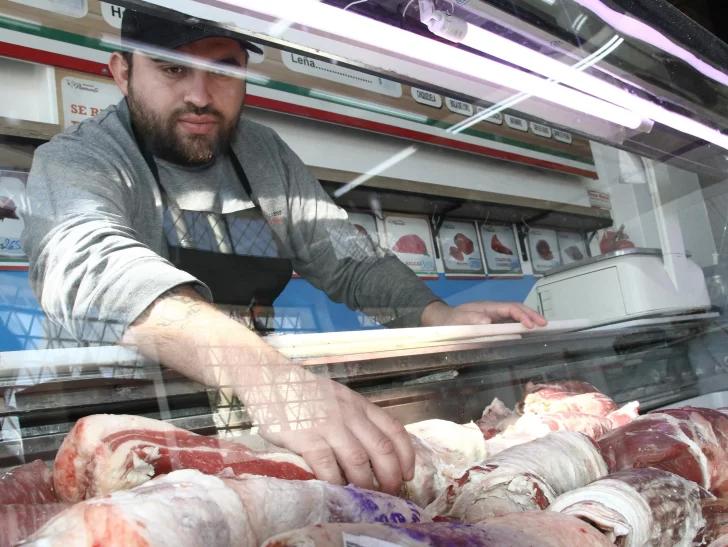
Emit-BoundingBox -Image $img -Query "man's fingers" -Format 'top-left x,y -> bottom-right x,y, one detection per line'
292,431 -> 346,486
322,425 -> 376,491
513,303 -> 547,327
365,406 -> 416,484
347,413 -> 404,495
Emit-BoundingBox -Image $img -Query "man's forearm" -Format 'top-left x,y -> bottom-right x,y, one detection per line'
120,285 -> 296,401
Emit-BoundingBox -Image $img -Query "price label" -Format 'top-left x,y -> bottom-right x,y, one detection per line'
475,106 -> 503,125
505,114 -> 528,132
553,128 -> 573,144
411,87 -> 442,108
530,122 -> 553,139
446,97 -> 474,116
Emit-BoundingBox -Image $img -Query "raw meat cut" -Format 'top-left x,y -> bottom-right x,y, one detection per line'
449,246 -> 464,262
598,412 -> 708,489
491,235 -> 513,255
401,420 -> 487,508
453,233 -> 474,255
476,398 -> 518,440
520,380 -> 618,416
606,401 -> 640,428
0,504 -> 69,547
221,473 -> 428,544
699,499 -> 728,546
24,470 -> 251,547
598,408 -> 728,495
53,414 -> 314,502
549,467 -> 711,547
426,431 -> 607,523
476,385 -> 637,459
564,245 -> 584,261
653,407 -> 728,495
262,513 -> 613,547
0,460 -> 57,505
536,239 -> 554,260
353,224 -> 367,235
393,234 -> 428,255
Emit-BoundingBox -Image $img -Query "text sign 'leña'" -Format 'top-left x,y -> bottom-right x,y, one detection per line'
282,52 -> 402,98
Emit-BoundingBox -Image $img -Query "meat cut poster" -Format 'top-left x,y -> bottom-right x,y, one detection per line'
480,224 -> 523,277
346,211 -> 380,250
527,229 -> 562,274
0,171 -> 29,270
558,231 -> 588,265
383,214 -> 438,279
437,221 -> 486,279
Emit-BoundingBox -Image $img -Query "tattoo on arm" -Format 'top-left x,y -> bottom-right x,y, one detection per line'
133,285 -> 205,330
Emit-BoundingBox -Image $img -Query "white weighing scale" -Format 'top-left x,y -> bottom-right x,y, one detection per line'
525,158 -> 712,328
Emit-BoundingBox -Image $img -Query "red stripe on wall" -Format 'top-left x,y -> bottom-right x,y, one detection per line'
0,41 -> 110,77
246,96 -> 599,179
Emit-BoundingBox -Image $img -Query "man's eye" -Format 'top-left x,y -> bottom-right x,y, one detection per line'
163,66 -> 186,76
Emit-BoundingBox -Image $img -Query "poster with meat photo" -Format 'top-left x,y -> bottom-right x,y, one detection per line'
383,213 -> 438,279
437,220 -> 486,279
528,229 -> 562,274
0,171 -> 29,270
558,231 -> 587,265
346,210 -> 380,250
480,224 -> 523,277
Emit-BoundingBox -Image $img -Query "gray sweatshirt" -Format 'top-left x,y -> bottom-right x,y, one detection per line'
21,100 -> 440,343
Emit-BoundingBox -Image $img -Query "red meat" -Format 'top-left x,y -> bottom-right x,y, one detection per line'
449,246 -> 464,261
392,234 -> 428,255
0,460 -> 57,505
454,233 -> 474,255
536,239 -> 554,260
491,235 -> 513,255
564,245 -> 584,261
53,414 -> 314,503
353,224 -> 367,235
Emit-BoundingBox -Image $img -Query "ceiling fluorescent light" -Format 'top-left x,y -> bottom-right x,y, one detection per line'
214,0 -> 645,131
421,4 -> 728,149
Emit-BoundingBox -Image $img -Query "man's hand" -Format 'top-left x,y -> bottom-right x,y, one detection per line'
245,366 -> 415,495
122,285 -> 415,495
421,300 -> 547,328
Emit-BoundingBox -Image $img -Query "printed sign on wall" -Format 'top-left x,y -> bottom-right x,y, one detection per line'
480,224 -> 523,277
60,76 -> 123,128
383,213 -> 438,279
528,228 -> 562,274
437,220 -> 485,279
347,211 -> 380,252
558,231 -> 587,265
0,171 -> 30,270
0,1 -> 598,179
10,0 -> 87,18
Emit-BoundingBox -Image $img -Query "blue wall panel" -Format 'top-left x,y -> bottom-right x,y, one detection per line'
0,272 -> 537,350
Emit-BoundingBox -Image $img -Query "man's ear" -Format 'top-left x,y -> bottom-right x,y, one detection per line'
109,52 -> 131,97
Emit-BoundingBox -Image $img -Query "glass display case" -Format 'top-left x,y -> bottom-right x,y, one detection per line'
1,0 -> 728,544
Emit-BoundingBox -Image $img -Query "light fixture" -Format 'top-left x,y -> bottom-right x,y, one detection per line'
421,2 -> 728,149
214,0 -> 646,131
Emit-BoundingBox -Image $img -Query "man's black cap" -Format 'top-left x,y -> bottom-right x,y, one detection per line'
121,9 -> 263,56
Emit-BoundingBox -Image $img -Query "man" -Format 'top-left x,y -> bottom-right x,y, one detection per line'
21,9 -> 546,494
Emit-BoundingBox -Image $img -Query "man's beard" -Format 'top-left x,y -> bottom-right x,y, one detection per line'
127,83 -> 242,166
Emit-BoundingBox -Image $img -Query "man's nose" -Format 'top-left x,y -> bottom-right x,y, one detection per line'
183,70 -> 214,108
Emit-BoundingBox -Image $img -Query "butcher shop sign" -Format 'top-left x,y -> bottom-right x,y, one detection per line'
480,224 -> 523,277
383,214 -> 438,279
437,220 -> 486,279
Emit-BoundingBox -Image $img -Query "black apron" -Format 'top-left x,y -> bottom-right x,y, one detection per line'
136,136 -> 293,332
